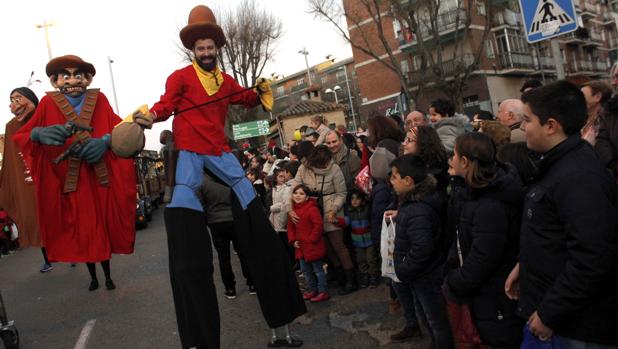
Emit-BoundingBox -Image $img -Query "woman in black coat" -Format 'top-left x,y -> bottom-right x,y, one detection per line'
443,132 -> 524,347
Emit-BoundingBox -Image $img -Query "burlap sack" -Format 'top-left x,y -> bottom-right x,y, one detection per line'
111,122 -> 145,158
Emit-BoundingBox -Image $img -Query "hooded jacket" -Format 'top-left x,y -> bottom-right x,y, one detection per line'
434,114 -> 471,152
293,160 -> 347,232
394,176 -> 448,282
369,141 -> 398,246
270,181 -> 292,232
444,163 -> 524,346
287,199 -> 325,262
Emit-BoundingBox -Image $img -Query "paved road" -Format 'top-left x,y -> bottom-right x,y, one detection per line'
0,207 -> 428,349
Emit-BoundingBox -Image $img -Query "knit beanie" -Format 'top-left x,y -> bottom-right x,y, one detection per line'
10,87 -> 39,107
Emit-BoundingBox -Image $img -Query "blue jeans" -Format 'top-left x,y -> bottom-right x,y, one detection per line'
300,259 -> 327,293
395,269 -> 454,349
392,281 -> 419,328
558,337 -> 617,349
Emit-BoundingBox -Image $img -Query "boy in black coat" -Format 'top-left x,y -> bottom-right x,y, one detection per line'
390,154 -> 454,348
507,81 -> 618,346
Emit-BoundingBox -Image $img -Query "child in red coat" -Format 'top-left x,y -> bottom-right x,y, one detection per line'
287,184 -> 330,302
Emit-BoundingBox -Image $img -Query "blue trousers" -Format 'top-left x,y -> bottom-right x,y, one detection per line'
394,268 -> 454,349
168,150 -> 255,211
300,259 -> 327,293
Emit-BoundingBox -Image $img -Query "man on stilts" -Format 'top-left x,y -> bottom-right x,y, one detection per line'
133,5 -> 306,349
13,55 -> 140,291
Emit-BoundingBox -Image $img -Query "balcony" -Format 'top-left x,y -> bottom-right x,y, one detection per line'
602,14 -> 616,26
560,32 -> 587,45
412,9 -> 468,44
583,30 -> 604,47
495,52 -> 557,76
492,9 -> 520,30
593,60 -> 609,73
290,82 -> 308,94
496,52 -> 535,72
566,60 -> 595,75
528,56 -> 557,77
408,54 -> 476,85
580,2 -> 597,20
610,37 -> 618,50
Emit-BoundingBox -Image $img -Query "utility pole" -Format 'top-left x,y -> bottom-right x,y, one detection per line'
341,65 -> 357,131
108,56 -> 120,115
35,20 -> 54,60
298,48 -> 312,86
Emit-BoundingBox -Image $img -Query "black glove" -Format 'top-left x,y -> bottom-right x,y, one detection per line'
31,125 -> 72,146
79,134 -> 111,163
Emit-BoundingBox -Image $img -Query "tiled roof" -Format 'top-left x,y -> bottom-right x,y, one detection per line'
278,100 -> 345,118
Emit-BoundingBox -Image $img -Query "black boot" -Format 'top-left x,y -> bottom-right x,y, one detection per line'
338,269 -> 358,295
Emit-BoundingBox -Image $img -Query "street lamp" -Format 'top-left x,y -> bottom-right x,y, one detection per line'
325,54 -> 358,131
298,47 -> 312,86
325,85 -> 342,104
35,20 -> 54,60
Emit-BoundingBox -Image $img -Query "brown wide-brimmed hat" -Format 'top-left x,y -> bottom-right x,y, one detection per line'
179,5 -> 226,49
45,55 -> 96,77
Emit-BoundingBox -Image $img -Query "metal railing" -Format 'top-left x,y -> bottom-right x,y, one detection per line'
589,30 -> 603,42
408,54 -> 476,84
584,2 -> 598,14
290,82 -> 308,94
414,9 -> 468,41
496,52 -> 535,70
594,61 -> 609,72
537,56 -> 556,69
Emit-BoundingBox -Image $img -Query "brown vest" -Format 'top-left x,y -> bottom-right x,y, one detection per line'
46,89 -> 109,193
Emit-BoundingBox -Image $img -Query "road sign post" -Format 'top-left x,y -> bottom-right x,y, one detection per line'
232,119 -> 270,140
519,0 -> 578,43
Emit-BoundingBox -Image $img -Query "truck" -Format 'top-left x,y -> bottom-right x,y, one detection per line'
134,150 -> 165,228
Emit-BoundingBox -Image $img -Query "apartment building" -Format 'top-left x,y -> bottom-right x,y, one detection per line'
343,0 -> 618,117
265,57 -> 363,129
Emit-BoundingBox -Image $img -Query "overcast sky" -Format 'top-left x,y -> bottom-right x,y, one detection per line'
0,0 -> 352,149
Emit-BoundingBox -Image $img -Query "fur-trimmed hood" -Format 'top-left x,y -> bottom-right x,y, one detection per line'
399,174 -> 438,205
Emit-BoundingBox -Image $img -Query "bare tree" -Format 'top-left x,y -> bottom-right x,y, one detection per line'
218,0 -> 283,89
308,0 -> 493,111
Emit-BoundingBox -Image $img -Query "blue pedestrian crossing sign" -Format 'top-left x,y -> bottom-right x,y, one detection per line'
519,0 -> 578,43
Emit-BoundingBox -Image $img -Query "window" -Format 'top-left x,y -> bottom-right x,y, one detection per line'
463,95 -> 481,116
321,76 -> 328,84
336,70 -> 346,82
276,86 -> 285,97
413,55 -> 423,71
297,78 -> 305,86
400,59 -> 410,74
476,0 -> 486,16
485,40 -> 495,58
393,20 -> 402,39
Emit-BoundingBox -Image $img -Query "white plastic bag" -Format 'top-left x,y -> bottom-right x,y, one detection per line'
380,214 -> 400,282
10,223 -> 18,240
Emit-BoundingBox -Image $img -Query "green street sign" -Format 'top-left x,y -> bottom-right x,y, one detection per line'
232,119 -> 270,140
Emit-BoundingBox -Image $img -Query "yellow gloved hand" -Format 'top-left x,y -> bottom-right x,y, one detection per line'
117,105 -> 153,129
255,77 -> 274,112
